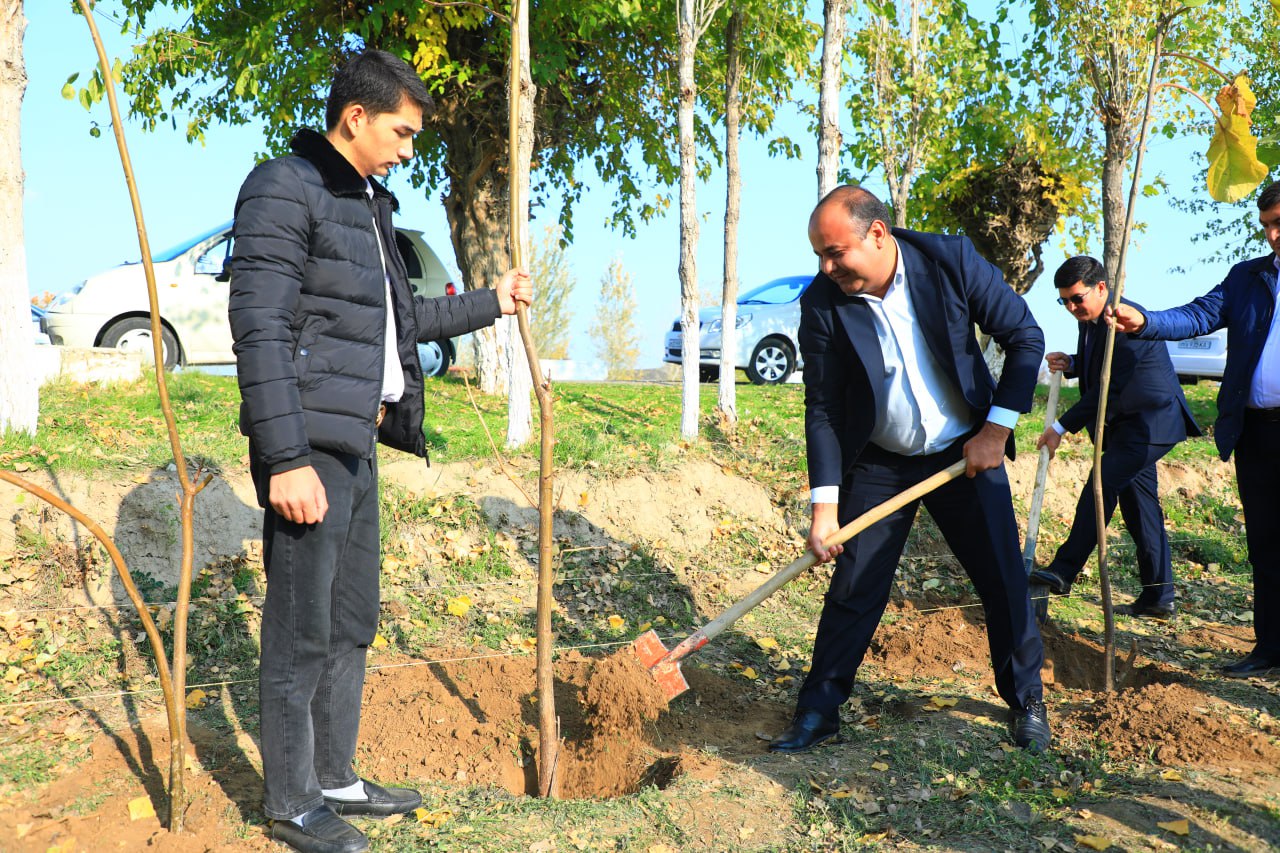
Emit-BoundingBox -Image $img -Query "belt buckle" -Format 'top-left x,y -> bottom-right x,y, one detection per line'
376,403 -> 387,428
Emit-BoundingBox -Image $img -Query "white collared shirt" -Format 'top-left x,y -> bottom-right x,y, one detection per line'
811,242 -> 1019,503
367,181 -> 405,404
1247,256 -> 1280,408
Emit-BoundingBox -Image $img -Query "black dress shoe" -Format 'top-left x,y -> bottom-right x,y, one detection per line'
325,779 -> 423,818
1221,652 -> 1280,679
1114,601 -> 1176,619
1009,700 -> 1051,753
769,708 -> 840,753
1028,568 -> 1072,595
270,806 -> 368,853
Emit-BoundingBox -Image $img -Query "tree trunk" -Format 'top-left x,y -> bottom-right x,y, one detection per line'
718,9 -> 743,425
0,0 -> 35,436
441,143 -> 514,395
505,10 -> 536,448
817,0 -> 847,199
677,0 -> 700,439
1099,104 -> 1128,285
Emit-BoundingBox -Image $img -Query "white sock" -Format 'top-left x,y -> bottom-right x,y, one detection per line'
323,780 -> 368,801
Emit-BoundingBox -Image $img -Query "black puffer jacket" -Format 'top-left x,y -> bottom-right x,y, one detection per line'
229,129 -> 500,474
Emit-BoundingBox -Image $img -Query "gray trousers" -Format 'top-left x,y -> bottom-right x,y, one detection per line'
253,447 -> 380,820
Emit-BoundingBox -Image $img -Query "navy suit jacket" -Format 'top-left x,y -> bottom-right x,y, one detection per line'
800,229 -> 1045,489
1058,297 -> 1200,446
1136,254 -> 1277,460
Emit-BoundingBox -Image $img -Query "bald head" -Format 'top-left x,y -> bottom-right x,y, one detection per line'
808,186 -> 897,299
811,185 -> 894,239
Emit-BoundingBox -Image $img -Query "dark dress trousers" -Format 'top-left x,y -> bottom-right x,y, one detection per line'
1047,299 -> 1200,607
796,229 -> 1046,716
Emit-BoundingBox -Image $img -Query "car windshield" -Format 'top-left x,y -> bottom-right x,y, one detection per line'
738,276 -> 810,305
150,221 -> 233,262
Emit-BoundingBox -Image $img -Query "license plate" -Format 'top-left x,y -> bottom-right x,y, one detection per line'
1177,339 -> 1212,350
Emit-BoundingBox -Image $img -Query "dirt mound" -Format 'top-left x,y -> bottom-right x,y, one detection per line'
1066,682 -> 1280,768
866,600 -> 993,681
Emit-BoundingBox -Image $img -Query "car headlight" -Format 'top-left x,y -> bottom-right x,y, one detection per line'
706,313 -> 752,334
49,281 -> 86,308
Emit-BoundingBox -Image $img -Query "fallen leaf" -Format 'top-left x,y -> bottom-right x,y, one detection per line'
1157,819 -> 1190,836
739,826 -> 755,839
1051,786 -> 1070,799
446,596 -> 472,618
185,689 -> 207,709
740,667 -> 758,679
928,696 -> 958,709
607,614 -> 625,630
128,795 -> 156,821
647,846 -> 678,853
871,761 -> 889,772
756,636 -> 779,651
1074,834 -> 1112,851
371,634 -> 389,649
414,807 -> 453,827
578,491 -> 590,508
1159,769 -> 1183,782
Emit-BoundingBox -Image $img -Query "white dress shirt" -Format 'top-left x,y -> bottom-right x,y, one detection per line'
811,242 -> 1019,503
1247,256 -> 1280,409
368,181 -> 405,405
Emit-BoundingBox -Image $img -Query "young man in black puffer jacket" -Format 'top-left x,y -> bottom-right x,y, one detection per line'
229,50 -> 530,853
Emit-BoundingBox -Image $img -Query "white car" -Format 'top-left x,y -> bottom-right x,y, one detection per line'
662,275 -> 811,384
44,222 -> 460,376
1166,328 -> 1227,383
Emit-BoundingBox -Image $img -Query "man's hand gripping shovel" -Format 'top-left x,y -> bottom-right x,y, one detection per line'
632,459 -> 969,700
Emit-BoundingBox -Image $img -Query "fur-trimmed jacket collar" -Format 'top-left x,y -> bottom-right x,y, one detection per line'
289,128 -> 399,211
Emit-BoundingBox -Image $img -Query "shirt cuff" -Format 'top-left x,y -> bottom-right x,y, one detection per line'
987,406 -> 1020,430
810,485 -> 840,504
1051,420 -> 1066,436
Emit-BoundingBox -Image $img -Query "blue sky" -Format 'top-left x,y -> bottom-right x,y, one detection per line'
21,3 -> 1266,367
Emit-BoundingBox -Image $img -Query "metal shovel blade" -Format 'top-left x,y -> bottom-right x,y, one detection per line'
631,629 -> 689,699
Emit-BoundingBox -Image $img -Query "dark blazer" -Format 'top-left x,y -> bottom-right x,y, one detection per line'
1136,254 -> 1277,460
800,228 -> 1045,489
1058,297 -> 1200,445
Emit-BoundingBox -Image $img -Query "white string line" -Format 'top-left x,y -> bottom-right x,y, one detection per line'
0,533 -> 1247,619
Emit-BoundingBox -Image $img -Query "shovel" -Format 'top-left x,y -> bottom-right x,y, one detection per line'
1025,371 -> 1062,625
633,459 -> 968,699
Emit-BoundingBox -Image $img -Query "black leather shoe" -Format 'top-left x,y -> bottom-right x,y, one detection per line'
270,806 -> 368,853
769,708 -> 840,753
325,779 -> 422,818
1114,601 -> 1176,619
1028,568 -> 1072,595
1221,652 -> 1280,679
1010,700 -> 1051,753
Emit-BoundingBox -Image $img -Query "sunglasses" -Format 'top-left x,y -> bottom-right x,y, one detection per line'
1056,286 -> 1096,306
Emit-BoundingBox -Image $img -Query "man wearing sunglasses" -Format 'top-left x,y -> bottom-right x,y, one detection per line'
1029,256 -> 1199,618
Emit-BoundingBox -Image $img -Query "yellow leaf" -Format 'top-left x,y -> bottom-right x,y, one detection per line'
371,634 -> 389,649
739,826 -> 755,839
520,636 -> 537,653
45,840 -> 76,853
756,636 -> 779,651
1216,75 -> 1257,119
3,666 -> 22,684
1051,786 -> 1071,799
414,807 -> 453,827
1160,769 -> 1183,782
1157,819 -> 1190,836
830,790 -> 854,799
446,596 -> 472,618
740,666 -> 758,679
185,689 -> 207,709
871,761 -> 889,772
928,696 -> 958,709
648,846 -> 679,853
607,614 -> 625,630
638,621 -> 652,632
578,491 -> 590,507
1207,88 -> 1270,204
128,795 -> 156,821
1074,834 -> 1112,851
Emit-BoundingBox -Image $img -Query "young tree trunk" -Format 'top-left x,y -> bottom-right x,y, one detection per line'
506,14 -> 536,448
441,144 -> 514,395
677,0 -> 700,439
718,9 -> 743,425
817,0 -> 847,199
0,0 -> 36,436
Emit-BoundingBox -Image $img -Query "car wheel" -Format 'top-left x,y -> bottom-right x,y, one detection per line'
100,317 -> 180,370
746,337 -> 794,385
417,339 -> 452,378
699,365 -> 720,383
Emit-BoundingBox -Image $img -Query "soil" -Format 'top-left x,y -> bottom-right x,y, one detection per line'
2,454 -> 1277,851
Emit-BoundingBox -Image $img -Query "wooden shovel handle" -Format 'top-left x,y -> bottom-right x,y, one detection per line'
660,459 -> 968,665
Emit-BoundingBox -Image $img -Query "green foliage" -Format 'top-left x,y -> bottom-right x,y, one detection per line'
588,257 -> 641,380
528,226 -> 576,360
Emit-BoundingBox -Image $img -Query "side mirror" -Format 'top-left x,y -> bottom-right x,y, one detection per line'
215,258 -> 231,283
